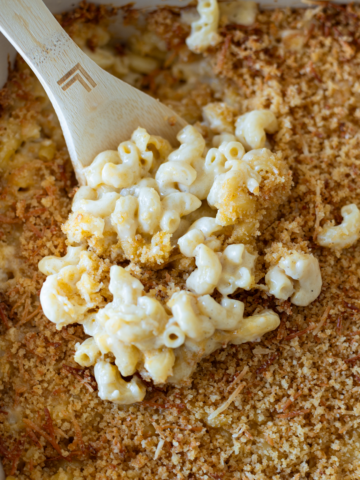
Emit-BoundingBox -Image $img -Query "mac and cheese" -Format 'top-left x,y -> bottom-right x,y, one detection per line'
317,204 -> 360,249
178,223 -> 256,295
235,110 -> 279,151
40,257 -> 280,399
186,0 -> 221,53
39,120 -> 310,404
265,251 -> 322,307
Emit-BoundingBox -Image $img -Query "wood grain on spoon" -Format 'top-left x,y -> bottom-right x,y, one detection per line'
0,0 -> 187,184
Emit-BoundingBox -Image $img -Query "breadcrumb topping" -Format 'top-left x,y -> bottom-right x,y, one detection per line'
1,2 -> 360,479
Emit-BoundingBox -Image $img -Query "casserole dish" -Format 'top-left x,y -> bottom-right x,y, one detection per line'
0,2 -> 357,478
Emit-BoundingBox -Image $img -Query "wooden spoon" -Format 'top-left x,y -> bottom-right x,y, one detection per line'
0,0 -> 187,184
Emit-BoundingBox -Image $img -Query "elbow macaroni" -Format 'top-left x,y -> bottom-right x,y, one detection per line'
39,246 -> 86,276
64,123 -> 289,264
217,244 -> 257,295
155,125 -> 205,196
169,306 -> 280,385
75,337 -> 101,367
39,115 -> 320,405
317,204 -> 360,249
40,256 -> 281,402
186,243 -> 222,295
186,0 -> 221,53
265,251 -> 322,307
235,110 -> 279,151
178,221 -> 256,295
94,360 -> 146,405
40,251 -> 106,329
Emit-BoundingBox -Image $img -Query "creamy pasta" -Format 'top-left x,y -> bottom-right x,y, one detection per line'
39,119 -> 321,404
317,204 -> 360,249
265,251 -> 322,307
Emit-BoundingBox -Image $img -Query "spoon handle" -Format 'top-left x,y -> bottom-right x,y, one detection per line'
0,0 -> 105,182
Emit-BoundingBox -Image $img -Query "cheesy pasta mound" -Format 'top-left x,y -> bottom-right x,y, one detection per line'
39,119 -> 320,404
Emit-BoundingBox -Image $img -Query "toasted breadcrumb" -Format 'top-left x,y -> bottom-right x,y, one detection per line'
1,2 -> 360,479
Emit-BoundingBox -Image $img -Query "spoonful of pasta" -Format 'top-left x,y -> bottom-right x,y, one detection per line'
0,0 -> 187,184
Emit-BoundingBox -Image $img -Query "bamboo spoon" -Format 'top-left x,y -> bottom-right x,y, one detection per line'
0,0 -> 187,185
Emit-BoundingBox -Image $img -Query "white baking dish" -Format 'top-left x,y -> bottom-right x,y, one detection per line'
0,0 -> 355,478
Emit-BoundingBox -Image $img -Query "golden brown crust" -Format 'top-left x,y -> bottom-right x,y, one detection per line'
55,0 -> 121,29
2,2 -> 360,479
147,8 -> 191,51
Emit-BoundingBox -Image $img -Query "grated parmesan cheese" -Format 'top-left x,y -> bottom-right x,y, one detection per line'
208,382 -> 245,423
154,438 -> 165,460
